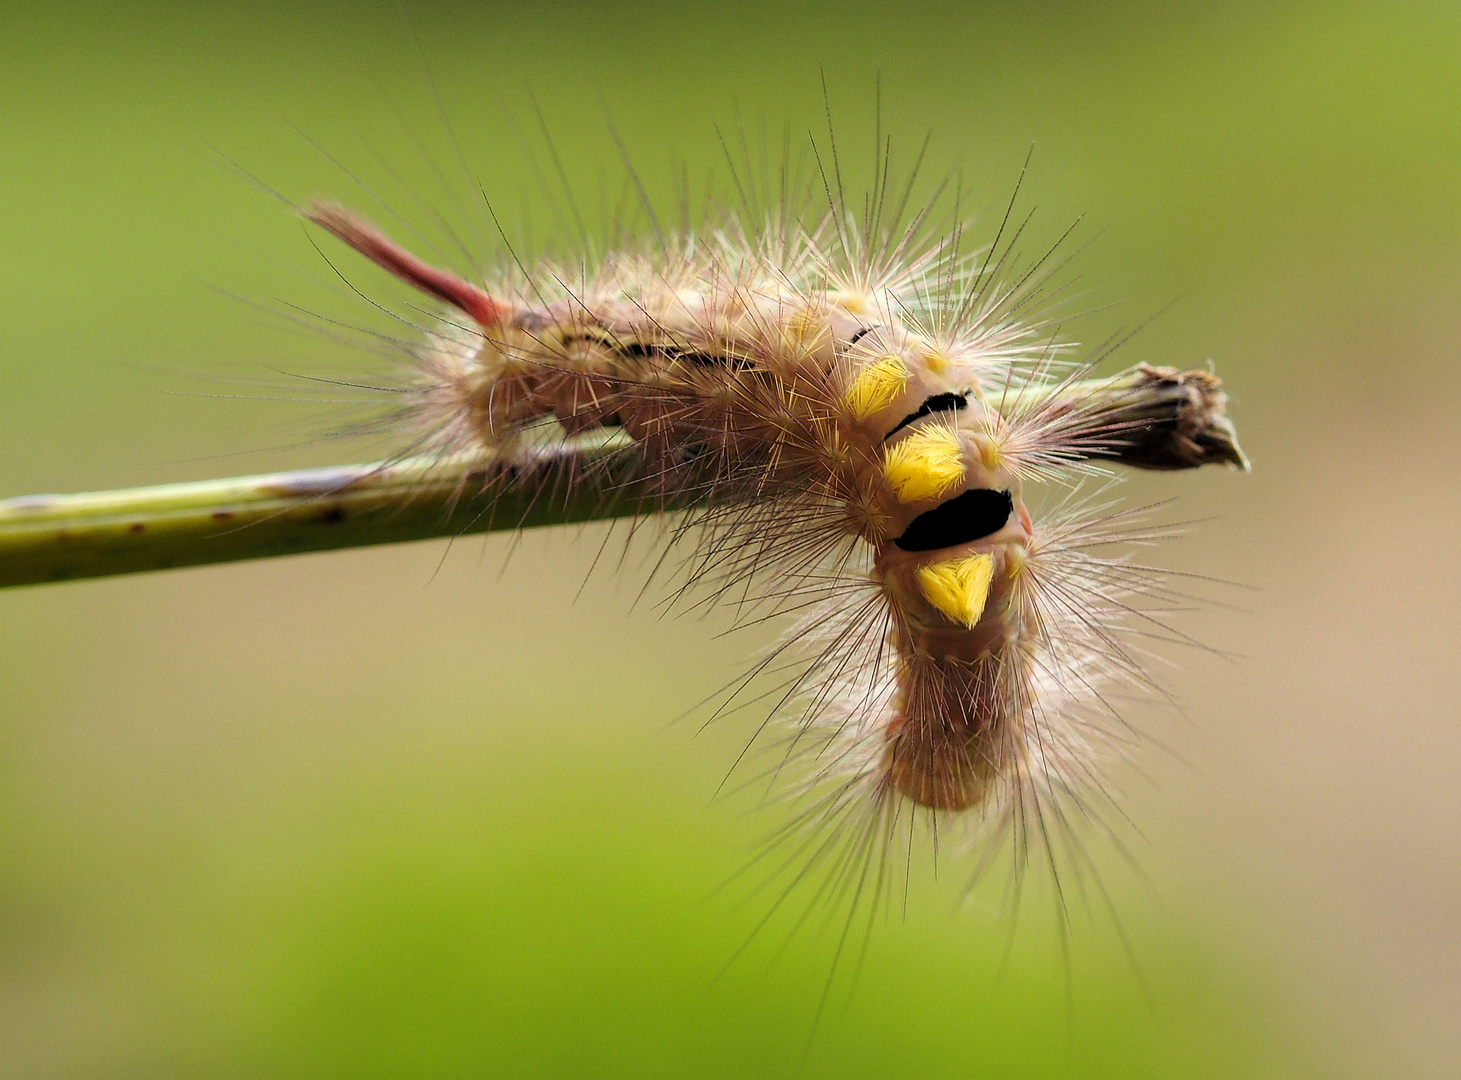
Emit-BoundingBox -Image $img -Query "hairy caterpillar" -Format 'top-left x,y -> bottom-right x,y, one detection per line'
300,150 -> 1245,904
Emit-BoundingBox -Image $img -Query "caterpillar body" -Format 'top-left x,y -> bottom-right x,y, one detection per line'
306,190 -> 1245,878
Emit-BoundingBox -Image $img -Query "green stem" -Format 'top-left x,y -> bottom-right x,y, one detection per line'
0,368 -> 1245,590
0,433 -> 650,589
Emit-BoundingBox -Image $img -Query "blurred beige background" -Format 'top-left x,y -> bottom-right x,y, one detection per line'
2,1 -> 1460,1076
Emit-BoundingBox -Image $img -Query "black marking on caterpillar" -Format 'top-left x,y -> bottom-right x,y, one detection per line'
882,391 -> 970,442
893,488 -> 1014,552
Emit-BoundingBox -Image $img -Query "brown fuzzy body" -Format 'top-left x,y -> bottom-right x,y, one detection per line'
309,202 -> 1243,830
877,538 -> 1032,811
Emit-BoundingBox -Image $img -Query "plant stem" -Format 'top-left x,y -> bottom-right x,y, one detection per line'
0,368 -> 1245,589
0,433 -> 650,589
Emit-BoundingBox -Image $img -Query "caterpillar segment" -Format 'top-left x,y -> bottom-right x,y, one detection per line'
308,203 -> 1241,820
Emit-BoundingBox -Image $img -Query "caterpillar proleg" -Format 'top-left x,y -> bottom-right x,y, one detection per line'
302,144 -> 1246,905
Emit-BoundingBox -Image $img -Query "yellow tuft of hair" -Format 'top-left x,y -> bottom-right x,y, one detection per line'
917,552 -> 996,629
783,306 -> 830,352
976,431 -> 1003,470
921,349 -> 951,375
843,355 -> 909,420
882,428 -> 966,503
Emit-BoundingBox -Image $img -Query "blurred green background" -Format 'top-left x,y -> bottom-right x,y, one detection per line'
3,1 -> 1460,1076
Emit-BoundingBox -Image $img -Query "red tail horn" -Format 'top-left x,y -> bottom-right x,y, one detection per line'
306,203 -> 504,329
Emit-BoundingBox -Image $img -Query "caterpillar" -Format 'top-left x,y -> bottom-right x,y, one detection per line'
302,160 -> 1245,903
